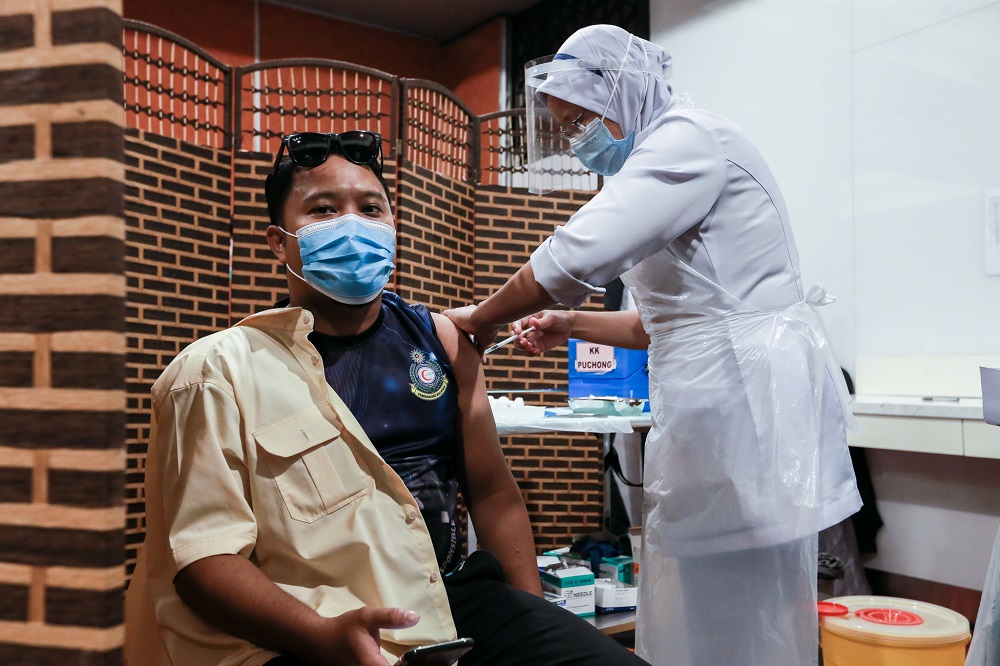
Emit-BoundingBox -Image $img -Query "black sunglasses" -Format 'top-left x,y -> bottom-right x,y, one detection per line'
271,130 -> 383,175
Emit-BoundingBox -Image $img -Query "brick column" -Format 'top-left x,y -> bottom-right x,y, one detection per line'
0,1 -> 126,664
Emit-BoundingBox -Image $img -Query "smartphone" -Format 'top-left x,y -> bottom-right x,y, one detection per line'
393,637 -> 475,666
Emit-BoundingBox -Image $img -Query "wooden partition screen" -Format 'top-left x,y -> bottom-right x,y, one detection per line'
120,19 -> 604,579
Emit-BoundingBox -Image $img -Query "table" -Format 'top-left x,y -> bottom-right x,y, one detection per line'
495,405 -> 651,522
493,408 -> 645,645
585,609 -> 637,636
466,407 -> 650,555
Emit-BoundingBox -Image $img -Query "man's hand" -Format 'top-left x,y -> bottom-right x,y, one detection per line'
302,607 -> 420,666
513,311 -> 573,357
443,305 -> 503,359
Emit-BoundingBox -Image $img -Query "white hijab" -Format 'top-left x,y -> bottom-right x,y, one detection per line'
536,24 -> 678,137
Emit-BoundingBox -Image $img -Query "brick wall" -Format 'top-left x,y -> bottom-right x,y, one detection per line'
229,152 -> 278,320
395,163 -> 476,311
123,128 -> 231,575
0,0 -> 127,663
0,8 -> 616,658
475,185 -> 603,552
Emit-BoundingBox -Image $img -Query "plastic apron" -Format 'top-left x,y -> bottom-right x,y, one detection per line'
622,251 -> 854,666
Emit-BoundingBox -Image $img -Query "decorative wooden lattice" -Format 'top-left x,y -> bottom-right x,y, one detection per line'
120,19 -> 605,580
234,59 -> 398,158
400,79 -> 477,183
123,19 -> 231,149
478,109 -> 527,187
479,108 -> 597,190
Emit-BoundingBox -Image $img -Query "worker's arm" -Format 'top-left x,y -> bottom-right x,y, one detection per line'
444,263 -> 556,357
174,554 -> 418,666
433,313 -> 544,596
514,309 -> 650,356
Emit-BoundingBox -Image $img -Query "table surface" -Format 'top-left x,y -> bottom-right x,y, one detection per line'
492,406 -> 652,435
851,394 -> 984,419
584,609 -> 636,635
494,395 -> 991,434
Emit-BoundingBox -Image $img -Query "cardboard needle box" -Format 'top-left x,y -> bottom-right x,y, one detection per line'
599,556 -> 634,585
543,591 -> 568,609
540,565 -> 595,617
594,578 -> 638,613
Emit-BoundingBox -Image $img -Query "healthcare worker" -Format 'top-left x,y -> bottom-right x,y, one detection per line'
445,24 -> 862,666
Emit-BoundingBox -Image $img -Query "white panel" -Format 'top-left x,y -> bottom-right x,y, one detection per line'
865,449 -> 1000,590
865,500 -> 1000,589
847,414 -> 963,454
650,0 -> 856,376
854,4 -> 1000,360
964,420 -> 1000,459
855,355 -> 1000,397
852,0 -> 998,51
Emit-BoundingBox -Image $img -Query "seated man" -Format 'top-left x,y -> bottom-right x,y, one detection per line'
124,129 -> 647,666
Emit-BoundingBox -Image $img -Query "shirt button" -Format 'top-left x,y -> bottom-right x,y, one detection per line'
310,355 -> 319,365
302,314 -> 312,325
430,572 -> 439,583
405,509 -> 417,523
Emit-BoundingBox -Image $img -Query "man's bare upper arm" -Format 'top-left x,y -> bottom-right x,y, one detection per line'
431,312 -> 481,391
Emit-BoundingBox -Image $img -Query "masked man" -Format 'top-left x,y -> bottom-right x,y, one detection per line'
125,130 -> 647,666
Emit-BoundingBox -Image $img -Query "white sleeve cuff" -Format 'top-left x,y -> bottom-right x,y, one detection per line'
530,238 -> 605,309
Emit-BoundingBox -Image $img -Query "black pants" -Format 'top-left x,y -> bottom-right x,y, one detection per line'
267,552 -> 648,666
445,551 -> 647,666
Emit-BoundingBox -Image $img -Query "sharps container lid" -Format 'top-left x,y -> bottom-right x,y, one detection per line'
820,595 -> 970,647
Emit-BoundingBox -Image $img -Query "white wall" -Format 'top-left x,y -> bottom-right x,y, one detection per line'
651,0 -> 856,376
853,1 -> 1000,363
650,0 -> 1000,594
651,0 -> 1000,386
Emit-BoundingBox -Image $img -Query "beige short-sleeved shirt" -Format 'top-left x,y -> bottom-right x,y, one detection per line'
124,307 -> 457,666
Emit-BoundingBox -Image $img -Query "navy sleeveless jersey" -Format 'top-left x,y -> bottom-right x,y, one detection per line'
309,292 -> 463,572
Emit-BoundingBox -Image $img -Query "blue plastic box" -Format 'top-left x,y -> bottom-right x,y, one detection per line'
567,339 -> 649,405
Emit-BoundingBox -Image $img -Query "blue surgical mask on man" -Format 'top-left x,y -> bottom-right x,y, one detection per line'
280,213 -> 395,305
570,118 -> 635,176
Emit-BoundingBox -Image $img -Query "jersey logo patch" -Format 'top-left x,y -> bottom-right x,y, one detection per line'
409,350 -> 448,400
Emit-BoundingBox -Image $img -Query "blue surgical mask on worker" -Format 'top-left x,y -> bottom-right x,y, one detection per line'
280,214 -> 395,305
570,119 -> 635,176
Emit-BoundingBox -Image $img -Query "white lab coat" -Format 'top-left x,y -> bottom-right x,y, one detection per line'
531,107 -> 862,665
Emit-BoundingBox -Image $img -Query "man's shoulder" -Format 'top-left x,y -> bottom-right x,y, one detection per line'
151,322 -> 280,401
382,290 -> 423,316
382,292 -> 466,367
382,291 -> 439,338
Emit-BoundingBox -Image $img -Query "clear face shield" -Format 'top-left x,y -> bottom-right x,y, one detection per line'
524,51 -> 670,194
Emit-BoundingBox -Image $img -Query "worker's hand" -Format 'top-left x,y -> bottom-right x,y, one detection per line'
302,607 -> 419,666
443,305 -> 503,360
513,311 -> 573,357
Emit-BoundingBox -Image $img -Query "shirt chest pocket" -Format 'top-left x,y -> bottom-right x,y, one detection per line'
254,404 -> 369,523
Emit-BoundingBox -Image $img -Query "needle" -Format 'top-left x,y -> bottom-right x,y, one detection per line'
484,327 -> 535,355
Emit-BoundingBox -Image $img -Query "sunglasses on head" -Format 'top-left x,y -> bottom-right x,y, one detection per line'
271,130 -> 383,175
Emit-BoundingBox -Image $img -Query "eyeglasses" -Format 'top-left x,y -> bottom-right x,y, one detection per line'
271,131 -> 383,175
560,112 -> 589,140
